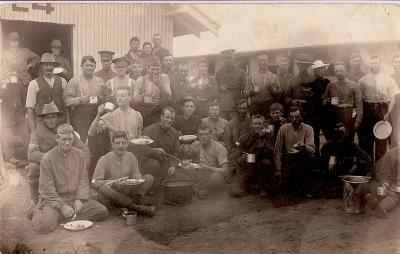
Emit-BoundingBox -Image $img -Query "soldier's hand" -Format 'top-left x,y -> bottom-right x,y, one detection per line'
133,173 -> 142,179
60,205 -> 75,218
80,96 -> 90,104
74,199 -> 84,213
97,104 -> 105,115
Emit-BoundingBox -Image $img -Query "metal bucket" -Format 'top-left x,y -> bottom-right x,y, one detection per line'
340,175 -> 370,214
162,181 -> 195,206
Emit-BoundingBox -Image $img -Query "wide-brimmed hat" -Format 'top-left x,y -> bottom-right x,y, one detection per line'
50,39 -> 62,48
39,53 -> 60,66
293,53 -> 313,65
40,102 -> 64,116
311,60 -> 329,69
8,32 -> 21,41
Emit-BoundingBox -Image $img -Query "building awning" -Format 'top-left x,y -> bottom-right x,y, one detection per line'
165,4 -> 220,38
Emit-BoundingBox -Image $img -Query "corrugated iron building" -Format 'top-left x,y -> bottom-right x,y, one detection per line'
0,3 -> 219,75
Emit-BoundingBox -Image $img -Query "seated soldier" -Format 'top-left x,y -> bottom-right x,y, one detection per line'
30,124 -> 108,234
142,106 -> 180,190
266,103 -> 288,144
274,106 -> 315,195
321,122 -> 372,198
230,115 -> 275,198
223,99 -> 251,182
202,102 -> 228,143
92,131 -> 155,217
26,103 -> 88,211
173,94 -> 202,136
167,123 -> 228,198
364,147 -> 400,218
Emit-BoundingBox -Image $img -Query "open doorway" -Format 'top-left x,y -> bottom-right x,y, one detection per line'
1,19 -> 73,79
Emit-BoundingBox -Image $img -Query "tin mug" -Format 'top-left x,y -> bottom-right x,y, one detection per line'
254,86 -> 260,92
331,97 -> 339,106
104,102 -> 115,112
89,96 -> 98,104
328,156 -> 336,171
377,186 -> 388,196
267,125 -> 274,132
123,210 -> 137,226
246,153 -> 256,163
9,76 -> 18,83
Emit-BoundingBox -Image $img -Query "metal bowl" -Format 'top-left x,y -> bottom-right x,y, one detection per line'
340,175 -> 371,184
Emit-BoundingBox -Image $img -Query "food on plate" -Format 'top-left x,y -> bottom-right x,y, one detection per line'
130,138 -> 153,145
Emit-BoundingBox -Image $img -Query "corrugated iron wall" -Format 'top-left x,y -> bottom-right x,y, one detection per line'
0,3 -> 173,74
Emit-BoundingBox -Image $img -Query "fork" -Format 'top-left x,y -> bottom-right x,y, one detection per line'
70,204 -> 77,221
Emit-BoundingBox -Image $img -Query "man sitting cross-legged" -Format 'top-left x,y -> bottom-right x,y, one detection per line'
167,123 -> 228,198
92,131 -> 156,217
31,124 -> 108,234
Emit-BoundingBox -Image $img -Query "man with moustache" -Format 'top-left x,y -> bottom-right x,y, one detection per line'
26,53 -> 67,131
152,33 -> 171,62
95,51 -> 116,83
64,56 -> 105,142
123,36 -> 143,66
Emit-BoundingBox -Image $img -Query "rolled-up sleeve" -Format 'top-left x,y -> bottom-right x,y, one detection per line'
26,80 -> 39,109
64,77 -> 81,107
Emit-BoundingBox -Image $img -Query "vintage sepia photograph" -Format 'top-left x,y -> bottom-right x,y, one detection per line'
0,1 -> 400,253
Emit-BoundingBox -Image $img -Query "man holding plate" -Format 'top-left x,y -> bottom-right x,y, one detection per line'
31,124 -> 108,234
92,131 -> 156,217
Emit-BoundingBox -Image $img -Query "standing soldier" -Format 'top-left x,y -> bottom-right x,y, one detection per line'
26,53 -> 67,132
95,51 -> 116,83
123,36 -> 142,65
358,55 -> 399,162
189,58 -> 219,118
276,56 -> 294,116
244,54 -> 281,117
64,56 -> 105,142
323,61 -> 363,142
2,31 -> 40,88
49,39 -> 72,81
152,34 -> 171,62
215,49 -> 247,120
348,52 -> 366,83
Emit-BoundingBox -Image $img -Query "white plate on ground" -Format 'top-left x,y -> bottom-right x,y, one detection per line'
122,178 -> 146,185
62,220 -> 93,231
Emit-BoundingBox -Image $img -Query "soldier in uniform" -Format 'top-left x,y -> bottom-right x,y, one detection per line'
94,51 -> 116,83
49,39 -> 73,81
215,49 -> 247,120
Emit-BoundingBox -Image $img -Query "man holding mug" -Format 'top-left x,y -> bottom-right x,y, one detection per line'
230,114 -> 274,198
323,61 -> 363,142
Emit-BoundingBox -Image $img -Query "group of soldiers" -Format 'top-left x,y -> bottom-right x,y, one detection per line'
2,30 -> 400,233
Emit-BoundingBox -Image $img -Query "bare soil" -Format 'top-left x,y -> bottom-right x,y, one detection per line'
1,165 -> 400,254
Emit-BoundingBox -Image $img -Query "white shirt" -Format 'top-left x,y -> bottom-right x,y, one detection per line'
359,72 -> 400,103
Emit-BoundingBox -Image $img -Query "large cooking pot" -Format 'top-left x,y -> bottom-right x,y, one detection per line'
340,175 -> 371,214
162,181 -> 195,206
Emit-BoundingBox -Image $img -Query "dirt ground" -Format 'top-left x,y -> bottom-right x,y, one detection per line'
1,165 -> 400,254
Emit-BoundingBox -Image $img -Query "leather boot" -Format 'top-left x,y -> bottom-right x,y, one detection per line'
127,202 -> 156,217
